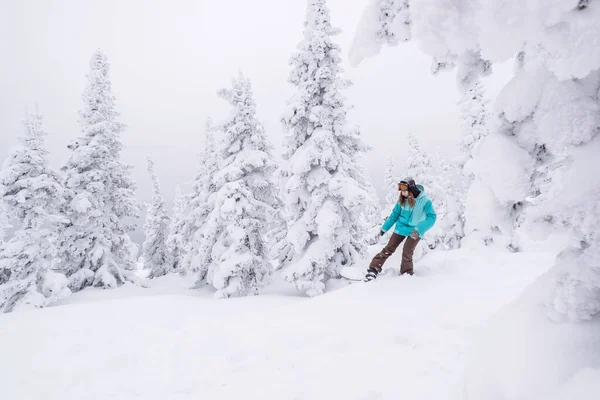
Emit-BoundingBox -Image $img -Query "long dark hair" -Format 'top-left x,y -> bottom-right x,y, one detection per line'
399,191 -> 416,208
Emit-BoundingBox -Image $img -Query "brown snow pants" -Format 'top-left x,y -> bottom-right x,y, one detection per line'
370,233 -> 420,275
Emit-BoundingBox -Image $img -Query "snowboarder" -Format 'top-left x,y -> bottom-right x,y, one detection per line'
365,178 -> 437,281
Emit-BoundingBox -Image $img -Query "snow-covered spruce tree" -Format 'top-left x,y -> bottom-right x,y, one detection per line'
349,0 -> 411,65
358,159 -> 382,246
361,205 -> 382,246
404,134 -> 443,252
376,0 -> 411,45
458,80 -> 490,168
404,133 -> 463,252
0,109 -> 70,312
455,58 -> 503,248
378,156 -> 399,242
0,201 -> 9,246
383,156 -> 398,207
278,0 -> 372,296
264,180 -> 290,270
166,185 -> 187,273
142,156 -> 172,279
181,121 -> 220,278
55,51 -> 141,291
193,73 -> 282,298
352,2 -> 600,397
437,159 -> 464,250
359,176 -> 383,246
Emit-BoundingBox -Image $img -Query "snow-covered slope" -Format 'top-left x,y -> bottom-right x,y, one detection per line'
465,260 -> 600,400
0,248 -> 553,399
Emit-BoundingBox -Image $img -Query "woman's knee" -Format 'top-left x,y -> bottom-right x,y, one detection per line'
382,246 -> 396,256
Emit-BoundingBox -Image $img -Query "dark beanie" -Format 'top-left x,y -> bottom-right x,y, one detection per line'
400,178 -> 421,198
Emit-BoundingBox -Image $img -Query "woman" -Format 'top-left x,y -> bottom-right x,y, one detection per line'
365,178 -> 437,281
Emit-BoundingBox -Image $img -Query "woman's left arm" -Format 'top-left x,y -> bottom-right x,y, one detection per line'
416,200 -> 437,237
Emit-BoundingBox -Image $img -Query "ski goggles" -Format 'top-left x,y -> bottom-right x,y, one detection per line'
398,183 -> 409,191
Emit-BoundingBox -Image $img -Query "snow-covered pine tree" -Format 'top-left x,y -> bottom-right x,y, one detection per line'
268,150 -> 293,270
359,175 -> 383,246
377,156 -> 399,242
0,109 -> 71,312
0,201 -> 9,246
349,0 -> 411,66
264,176 -> 289,271
195,73 -> 282,298
55,50 -> 141,291
376,0 -> 411,45
181,121 -> 220,278
459,80 -> 489,169
383,156 -> 398,207
278,0 -> 372,296
457,77 -> 499,247
142,156 -> 172,279
405,133 -> 463,252
166,185 -> 187,273
437,159 -> 464,250
492,51 -> 600,256
404,134 -> 434,189
404,133 -> 443,252
361,204 -> 382,246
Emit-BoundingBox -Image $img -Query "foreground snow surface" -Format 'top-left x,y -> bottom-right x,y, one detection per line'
0,248 -> 554,399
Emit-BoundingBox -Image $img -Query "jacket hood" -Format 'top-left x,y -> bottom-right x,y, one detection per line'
415,184 -> 429,200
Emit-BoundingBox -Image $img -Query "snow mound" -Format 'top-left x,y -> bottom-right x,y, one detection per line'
464,263 -> 600,400
474,132 -> 534,205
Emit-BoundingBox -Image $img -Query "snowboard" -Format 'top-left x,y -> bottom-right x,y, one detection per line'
339,266 -> 368,281
339,266 -> 394,282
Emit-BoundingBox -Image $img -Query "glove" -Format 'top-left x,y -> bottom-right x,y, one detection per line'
380,230 -> 385,236
409,229 -> 420,240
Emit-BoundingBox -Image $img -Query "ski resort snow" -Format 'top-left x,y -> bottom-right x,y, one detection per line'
1,1 -> 599,399
1,247 -> 559,399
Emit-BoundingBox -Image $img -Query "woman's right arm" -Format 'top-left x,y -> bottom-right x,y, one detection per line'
381,203 -> 400,233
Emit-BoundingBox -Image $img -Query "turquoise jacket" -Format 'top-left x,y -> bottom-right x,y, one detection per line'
381,185 -> 437,237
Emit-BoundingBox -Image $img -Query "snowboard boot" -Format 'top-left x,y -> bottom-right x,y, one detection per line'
365,267 -> 379,282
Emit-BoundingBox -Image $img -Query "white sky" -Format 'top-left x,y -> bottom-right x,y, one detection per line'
0,0 -> 512,242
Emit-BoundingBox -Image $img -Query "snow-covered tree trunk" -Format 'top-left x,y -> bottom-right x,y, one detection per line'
193,73 -> 283,298
166,185 -> 187,274
279,0 -> 373,296
55,51 -> 141,292
0,109 -> 70,312
142,156 -> 172,279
